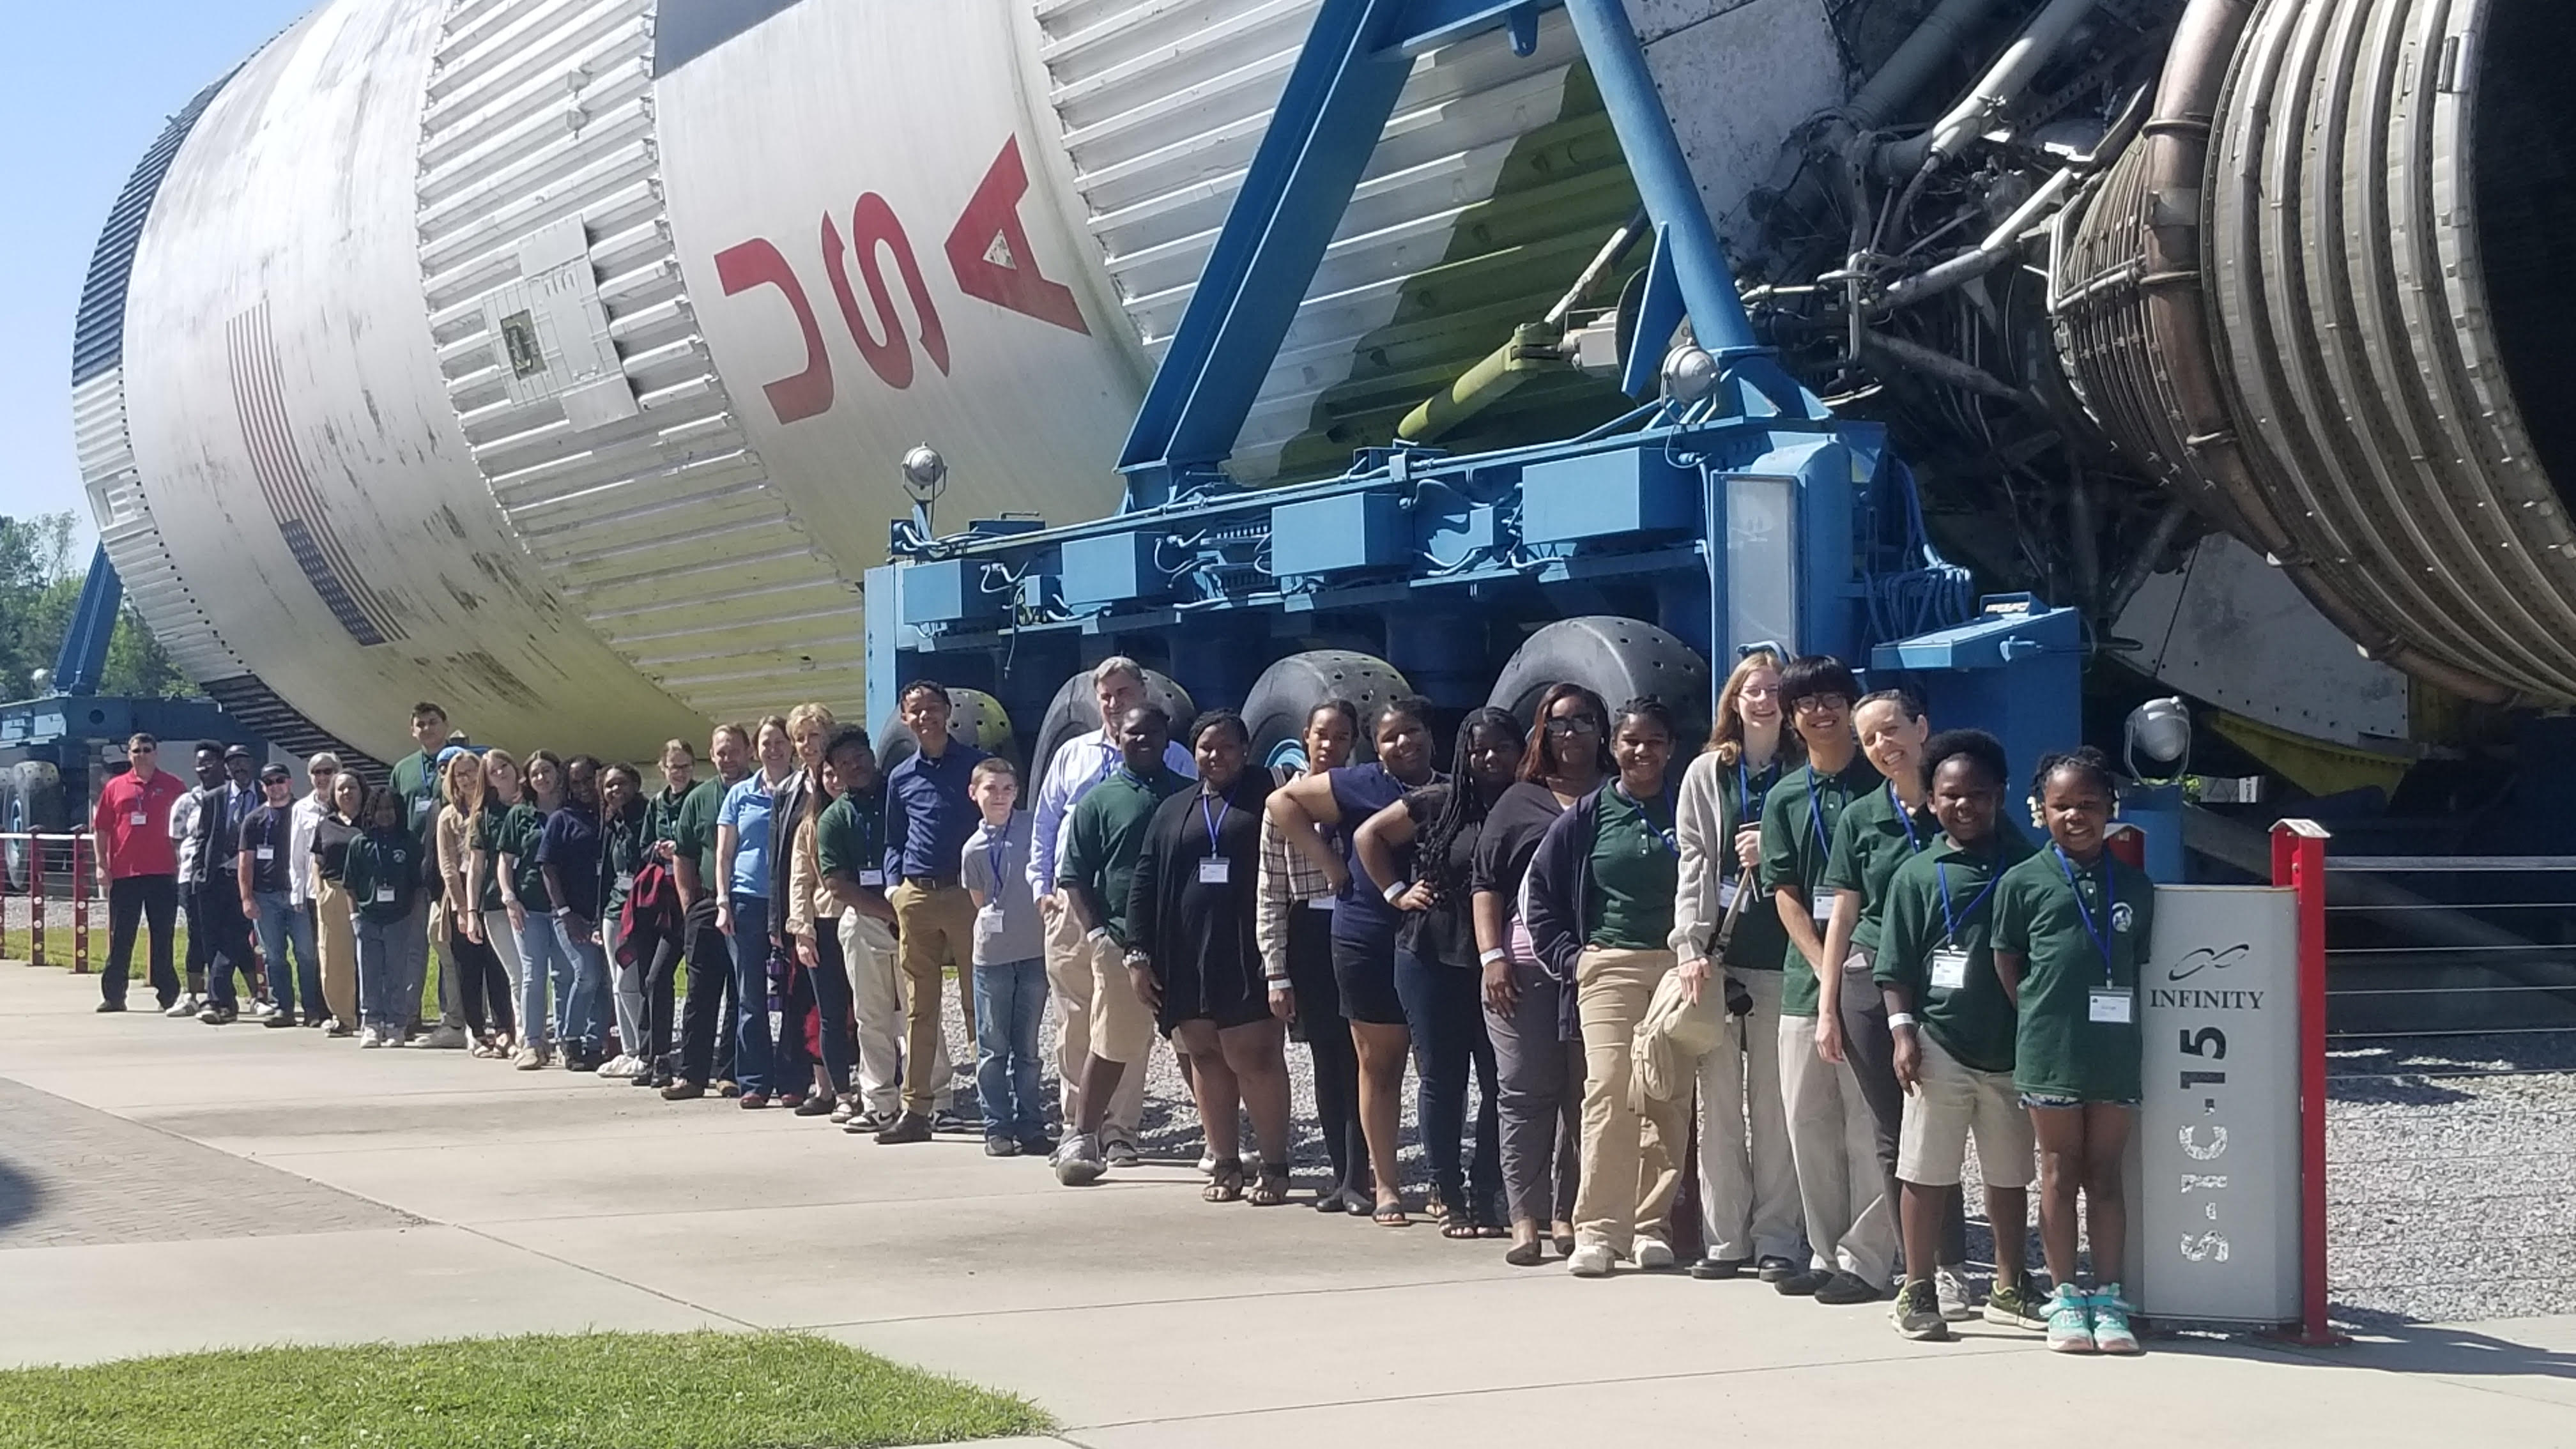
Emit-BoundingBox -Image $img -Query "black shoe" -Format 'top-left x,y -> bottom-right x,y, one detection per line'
661,1080 -> 706,1101
1814,1271 -> 1887,1305
793,1095 -> 835,1117
984,1137 -> 1022,1158
875,1112 -> 933,1145
95,1000 -> 126,1013
845,1110 -> 890,1135
564,1052 -> 599,1073
1774,1268 -> 1834,1297
1016,1133 -> 1058,1158
1690,1256 -> 1752,1280
1755,1255 -> 1800,1283
263,1011 -> 299,1029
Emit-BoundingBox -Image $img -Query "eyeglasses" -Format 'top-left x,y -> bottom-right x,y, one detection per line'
1792,695 -> 1851,716
312,767 -> 338,776
1737,683 -> 1781,701
1542,716 -> 1602,736
127,745 -> 156,756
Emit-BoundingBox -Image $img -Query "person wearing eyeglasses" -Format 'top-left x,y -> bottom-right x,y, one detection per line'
91,733 -> 187,1013
238,763 -> 321,1031
1758,656 -> 1897,1306
288,753 -> 342,1026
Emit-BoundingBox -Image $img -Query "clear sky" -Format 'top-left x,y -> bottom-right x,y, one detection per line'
0,0 -> 316,565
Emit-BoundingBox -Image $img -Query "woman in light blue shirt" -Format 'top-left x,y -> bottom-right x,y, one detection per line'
716,716 -> 795,1107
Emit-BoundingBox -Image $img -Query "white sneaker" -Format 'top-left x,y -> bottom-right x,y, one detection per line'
1936,1265 -> 1977,1321
512,1046 -> 545,1071
1055,1132 -> 1105,1186
383,1029 -> 408,1048
420,1024 -> 468,1050
1634,1239 -> 1676,1271
1567,1243 -> 1616,1278
360,1028 -> 385,1050
595,1054 -> 632,1079
165,995 -> 201,1018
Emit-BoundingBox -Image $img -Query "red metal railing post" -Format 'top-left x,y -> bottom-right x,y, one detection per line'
72,836 -> 93,975
28,836 -> 47,969
2271,818 -> 2343,1346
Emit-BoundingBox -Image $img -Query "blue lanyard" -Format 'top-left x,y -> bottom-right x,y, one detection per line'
1621,784 -> 1678,856
1935,856 -> 1999,945
1199,791 -> 1229,852
2053,845 -> 2119,983
1805,769 -> 1846,857
1889,782 -> 1924,854
985,820 -> 1012,882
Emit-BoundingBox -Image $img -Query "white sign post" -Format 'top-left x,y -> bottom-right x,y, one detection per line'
2128,884 -> 2303,1325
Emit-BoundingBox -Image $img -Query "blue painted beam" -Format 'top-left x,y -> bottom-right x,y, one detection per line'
1390,0 -> 1554,54
52,544 -> 124,698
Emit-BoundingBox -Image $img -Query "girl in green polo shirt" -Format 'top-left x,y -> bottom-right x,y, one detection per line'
1992,747 -> 2154,1356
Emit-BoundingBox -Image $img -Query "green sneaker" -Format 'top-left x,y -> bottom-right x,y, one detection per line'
2046,1284 -> 2095,1353
2089,1284 -> 2141,1354
1892,1279 -> 1951,1341
1983,1279 -> 2050,1331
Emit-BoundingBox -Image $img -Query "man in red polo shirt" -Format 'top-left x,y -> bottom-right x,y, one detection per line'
91,733 -> 188,1011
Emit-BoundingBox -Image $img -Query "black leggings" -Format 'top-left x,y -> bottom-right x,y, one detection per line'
632,912 -> 686,1064
447,925 -> 515,1038
1841,961 -> 1967,1266
776,925 -> 855,1094
1288,907 -> 1368,1194
1395,947 -> 1501,1218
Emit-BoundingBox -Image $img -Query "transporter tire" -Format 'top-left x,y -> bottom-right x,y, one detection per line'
1241,650 -> 1416,772
875,687 -> 1016,778
1487,617 -> 1711,744
1027,667 -> 1198,800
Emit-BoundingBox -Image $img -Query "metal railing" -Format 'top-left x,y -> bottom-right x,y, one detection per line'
2318,852 -> 2576,1059
1,831 -> 95,973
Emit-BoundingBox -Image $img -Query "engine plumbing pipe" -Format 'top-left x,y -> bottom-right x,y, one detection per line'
1876,0 -> 2104,179
1878,165 -> 2078,309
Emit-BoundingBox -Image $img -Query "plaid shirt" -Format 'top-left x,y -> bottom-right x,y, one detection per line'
1255,769 -> 1336,986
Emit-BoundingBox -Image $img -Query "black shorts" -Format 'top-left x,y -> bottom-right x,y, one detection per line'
1330,933 -> 1406,1026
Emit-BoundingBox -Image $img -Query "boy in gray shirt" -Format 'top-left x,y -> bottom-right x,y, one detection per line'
961,758 -> 1052,1156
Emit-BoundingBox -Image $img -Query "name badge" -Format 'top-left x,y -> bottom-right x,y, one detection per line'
1809,887 -> 1838,923
128,811 -> 147,826
412,797 -> 432,818
1717,878 -> 1741,910
374,885 -> 395,905
1197,859 -> 1231,885
2088,988 -> 2134,1024
617,873 -> 634,892
859,870 -> 885,887
256,847 -> 275,862
1928,946 -> 1969,992
1307,896 -> 1336,912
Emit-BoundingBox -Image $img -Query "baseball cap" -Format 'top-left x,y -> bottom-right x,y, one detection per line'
259,763 -> 292,783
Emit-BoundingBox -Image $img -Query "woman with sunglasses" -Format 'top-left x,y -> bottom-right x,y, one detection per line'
1671,648 -> 1802,1282
1469,683 -> 1610,1264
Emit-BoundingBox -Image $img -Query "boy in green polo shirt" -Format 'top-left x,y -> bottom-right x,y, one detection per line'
1993,746 -> 2155,1356
1756,656 -> 1896,1305
1874,730 -> 2041,1340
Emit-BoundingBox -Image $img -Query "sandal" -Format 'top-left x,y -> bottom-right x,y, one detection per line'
1372,1197 -> 1410,1228
1203,1162 -> 1245,1204
1505,1239 -> 1546,1268
1442,1220 -> 1482,1240
1247,1163 -> 1290,1208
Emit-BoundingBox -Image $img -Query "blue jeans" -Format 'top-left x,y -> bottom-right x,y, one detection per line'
515,913 -> 570,1049
254,892 -> 321,1021
355,915 -> 400,1031
728,896 -> 775,1095
553,914 -> 608,1054
1395,947 -> 1503,1219
973,957 -> 1048,1140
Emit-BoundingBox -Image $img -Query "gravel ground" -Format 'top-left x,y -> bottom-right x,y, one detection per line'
15,903 -> 2572,1322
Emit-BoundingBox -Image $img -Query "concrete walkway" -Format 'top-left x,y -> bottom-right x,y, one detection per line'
1,963 -> 2569,1447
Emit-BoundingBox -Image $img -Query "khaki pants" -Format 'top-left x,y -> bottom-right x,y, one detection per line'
887,882 -> 976,1116
1041,896 -> 1144,1134
1778,1009 -> 1898,1287
1696,967 -> 1804,1264
314,879 -> 358,1026
1572,946 -> 1687,1255
1086,928 -> 1160,1066
843,912 -> 950,1118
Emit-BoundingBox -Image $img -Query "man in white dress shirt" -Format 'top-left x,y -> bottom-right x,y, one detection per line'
1026,657 -> 1195,1163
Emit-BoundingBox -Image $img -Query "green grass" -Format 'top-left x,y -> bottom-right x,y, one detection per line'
0,1331 -> 1048,1449
3,924 -> 193,974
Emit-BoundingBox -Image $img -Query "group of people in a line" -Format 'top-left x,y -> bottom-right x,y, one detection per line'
86,652 -> 2154,1356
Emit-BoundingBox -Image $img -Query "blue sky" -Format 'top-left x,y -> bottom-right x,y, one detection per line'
0,0 -> 314,567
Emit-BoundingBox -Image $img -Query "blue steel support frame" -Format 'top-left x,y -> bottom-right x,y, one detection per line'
52,545 -> 124,697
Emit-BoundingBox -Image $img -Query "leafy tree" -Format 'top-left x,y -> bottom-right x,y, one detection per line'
0,512 -> 190,701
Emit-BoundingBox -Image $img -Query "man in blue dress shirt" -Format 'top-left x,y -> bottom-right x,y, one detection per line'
874,681 -> 988,1144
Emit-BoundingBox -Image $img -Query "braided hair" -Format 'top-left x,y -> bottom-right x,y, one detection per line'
2028,745 -> 2117,826
1417,707 -> 1522,903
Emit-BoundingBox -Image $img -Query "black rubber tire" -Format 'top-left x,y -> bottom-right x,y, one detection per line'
875,687 -> 1016,777
1240,650 -> 1415,770
1486,616 -> 1711,742
1025,667 -> 1198,801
